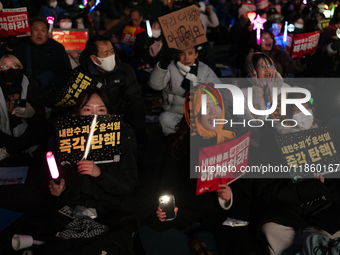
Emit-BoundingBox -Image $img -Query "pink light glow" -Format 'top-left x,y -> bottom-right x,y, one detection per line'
46,151 -> 59,179
46,16 -> 54,24
253,14 -> 267,45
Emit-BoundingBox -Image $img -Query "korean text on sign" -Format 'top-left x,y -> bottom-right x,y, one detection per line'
290,31 -> 320,59
0,7 -> 30,37
158,5 -> 207,50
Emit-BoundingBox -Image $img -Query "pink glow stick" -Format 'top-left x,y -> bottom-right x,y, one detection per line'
46,151 -> 59,179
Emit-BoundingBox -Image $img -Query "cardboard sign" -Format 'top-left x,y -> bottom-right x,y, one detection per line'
120,25 -> 145,44
51,70 -> 102,108
196,132 -> 250,195
242,2 -> 256,12
256,0 -> 269,10
0,8 -> 30,37
56,115 -> 122,165
275,127 -> 340,182
52,29 -> 88,52
290,31 -> 320,59
158,5 -> 207,50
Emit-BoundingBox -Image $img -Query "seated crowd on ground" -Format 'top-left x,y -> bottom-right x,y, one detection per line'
1,0 -> 340,254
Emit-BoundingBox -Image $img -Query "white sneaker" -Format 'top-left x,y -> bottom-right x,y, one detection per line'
0,147 -> 9,161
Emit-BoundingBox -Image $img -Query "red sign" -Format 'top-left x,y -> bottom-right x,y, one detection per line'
275,4 -> 281,14
256,0 -> 269,10
0,8 -> 30,37
242,2 -> 256,12
196,132 -> 251,195
52,30 -> 88,51
290,31 -> 320,59
120,25 -> 145,44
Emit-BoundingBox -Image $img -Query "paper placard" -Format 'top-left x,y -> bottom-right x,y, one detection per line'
52,29 -> 88,52
158,5 -> 207,50
56,115 -> 122,165
196,132 -> 250,195
290,31 -> 320,59
0,8 -> 30,37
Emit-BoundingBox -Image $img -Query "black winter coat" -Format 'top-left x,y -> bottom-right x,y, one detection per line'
76,53 -> 146,142
4,38 -> 72,89
44,127 -> 139,215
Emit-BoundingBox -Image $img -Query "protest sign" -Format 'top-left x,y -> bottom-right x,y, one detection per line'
52,69 -> 102,107
256,0 -> 269,10
158,5 -> 207,50
196,132 -> 250,195
275,127 -> 340,182
56,115 -> 122,165
120,25 -> 145,44
52,29 -> 88,52
290,31 -> 320,59
318,18 -> 330,31
0,8 -> 30,37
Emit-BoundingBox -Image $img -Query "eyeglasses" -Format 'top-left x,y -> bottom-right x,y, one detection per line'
258,64 -> 275,70
261,37 -> 273,41
0,65 -> 20,70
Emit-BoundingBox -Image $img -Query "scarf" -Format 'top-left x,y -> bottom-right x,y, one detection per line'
184,83 -> 236,144
177,59 -> 198,95
0,75 -> 29,136
247,61 -> 283,118
149,40 -> 163,57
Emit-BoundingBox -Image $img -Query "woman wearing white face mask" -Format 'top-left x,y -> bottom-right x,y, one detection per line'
57,12 -> 73,29
133,20 -> 167,67
290,14 -> 306,34
131,20 -> 168,85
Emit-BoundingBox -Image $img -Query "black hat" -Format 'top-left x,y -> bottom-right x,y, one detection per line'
57,12 -> 71,21
267,7 -> 279,17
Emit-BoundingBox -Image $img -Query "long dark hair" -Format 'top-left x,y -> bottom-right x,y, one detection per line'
74,87 -> 113,115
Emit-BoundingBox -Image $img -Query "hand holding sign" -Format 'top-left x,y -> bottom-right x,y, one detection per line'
215,184 -> 232,201
77,160 -> 101,177
159,48 -> 182,69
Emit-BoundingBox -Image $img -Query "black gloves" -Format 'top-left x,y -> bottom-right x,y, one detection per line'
331,40 -> 340,51
145,37 -> 155,48
300,53 -> 312,65
6,35 -> 19,50
159,48 -> 182,69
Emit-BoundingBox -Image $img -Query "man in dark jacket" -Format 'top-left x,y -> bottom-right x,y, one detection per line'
138,0 -> 166,21
1,16 -> 72,91
77,35 -> 147,146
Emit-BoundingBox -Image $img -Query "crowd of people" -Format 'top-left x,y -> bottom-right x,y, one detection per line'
1,0 -> 340,254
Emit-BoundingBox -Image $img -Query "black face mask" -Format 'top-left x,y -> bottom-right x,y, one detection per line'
0,68 -> 23,83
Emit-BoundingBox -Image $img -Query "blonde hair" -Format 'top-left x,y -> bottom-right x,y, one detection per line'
0,54 -> 23,69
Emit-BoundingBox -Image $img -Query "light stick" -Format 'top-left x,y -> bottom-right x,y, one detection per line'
46,16 -> 54,33
247,12 -> 256,23
146,20 -> 152,38
89,0 -> 100,12
253,14 -> 266,45
283,21 -> 288,49
46,151 -> 59,179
